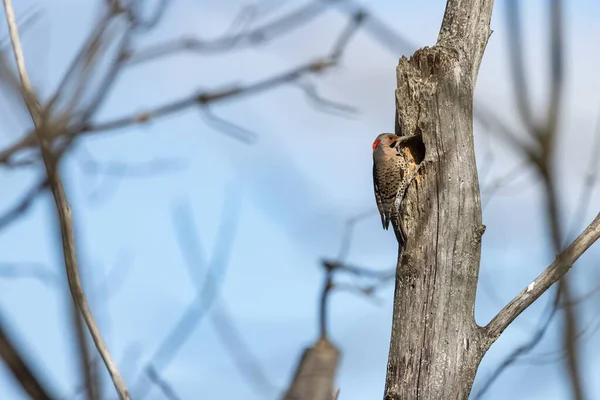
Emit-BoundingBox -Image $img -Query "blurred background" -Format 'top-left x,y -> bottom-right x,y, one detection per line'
1,0 -> 599,399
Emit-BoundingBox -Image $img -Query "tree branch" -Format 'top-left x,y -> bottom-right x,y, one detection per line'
1,1 -> 129,398
0,317 -> 56,400
126,0 -> 327,63
0,48 -> 345,166
485,212 -> 600,340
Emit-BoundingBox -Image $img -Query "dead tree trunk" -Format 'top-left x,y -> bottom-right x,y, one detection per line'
384,1 -> 494,398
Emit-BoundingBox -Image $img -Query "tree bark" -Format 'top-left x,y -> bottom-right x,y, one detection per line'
283,338 -> 339,400
384,1 -> 494,398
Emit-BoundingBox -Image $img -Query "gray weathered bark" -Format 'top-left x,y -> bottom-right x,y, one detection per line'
384,0 -> 600,398
384,0 -> 494,398
282,338 -> 339,400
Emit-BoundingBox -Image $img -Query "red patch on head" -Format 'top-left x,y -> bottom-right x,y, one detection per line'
372,139 -> 381,152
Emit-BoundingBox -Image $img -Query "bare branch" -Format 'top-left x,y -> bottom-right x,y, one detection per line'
1,0 -> 37,110
0,316 -> 56,400
560,278 -> 584,400
330,9 -> 366,60
0,8 -> 361,168
566,103 -> 600,244
473,287 -> 560,399
545,0 -> 564,136
0,261 -> 59,286
76,149 -> 187,178
74,58 -> 333,137
70,304 -> 99,400
209,305 -> 279,397
134,196 -> 243,398
1,2 -> 129,398
481,161 -> 534,209
175,196 -> 278,397
198,107 -> 260,142
485,212 -> 600,340
0,177 -> 47,231
505,0 -> 536,131
145,366 -> 181,400
336,209 -> 374,261
294,81 -> 357,117
126,1 -> 327,64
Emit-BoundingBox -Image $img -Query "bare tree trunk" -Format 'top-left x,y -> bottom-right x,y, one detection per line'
384,1 -> 494,398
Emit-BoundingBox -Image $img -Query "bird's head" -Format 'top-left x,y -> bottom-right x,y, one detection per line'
372,133 -> 398,152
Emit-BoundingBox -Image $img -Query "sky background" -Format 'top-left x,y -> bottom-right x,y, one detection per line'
1,0 -> 600,399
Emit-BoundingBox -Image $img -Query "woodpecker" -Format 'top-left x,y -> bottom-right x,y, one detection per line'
372,133 -> 419,245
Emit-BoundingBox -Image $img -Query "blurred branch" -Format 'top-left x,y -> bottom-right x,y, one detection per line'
0,177 -> 47,231
485,212 -> 600,338
0,56 -> 320,162
0,262 -> 59,286
473,287 -> 560,399
92,248 -> 135,301
327,0 -> 413,56
520,300 -> 600,365
145,366 -> 181,400
77,147 -> 187,177
505,0 -> 535,132
209,304 -> 279,396
126,0 -> 328,63
71,305 -> 98,400
133,194 -> 274,398
168,197 -> 277,397
560,279 -> 583,400
282,338 -> 340,400
331,0 -> 539,161
545,0 -> 564,136
478,2 -> 591,398
1,1 -> 129,398
80,58 -> 334,137
0,316 -> 56,400
319,259 -> 394,339
319,262 -> 336,340
481,161 -> 534,209
486,177 -> 600,327
286,209 -> 392,400
566,103 -> 600,244
74,146 -> 187,204
336,209 -> 374,261
294,80 -> 357,116
198,106 -> 260,142
0,2 -> 362,167
318,208 -> 394,340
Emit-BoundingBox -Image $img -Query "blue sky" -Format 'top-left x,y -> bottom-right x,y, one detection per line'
1,1 -> 600,399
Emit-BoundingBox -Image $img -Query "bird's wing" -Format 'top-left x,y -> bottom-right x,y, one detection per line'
373,163 -> 387,229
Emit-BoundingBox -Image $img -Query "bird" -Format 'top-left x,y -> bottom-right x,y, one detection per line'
372,133 -> 414,245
